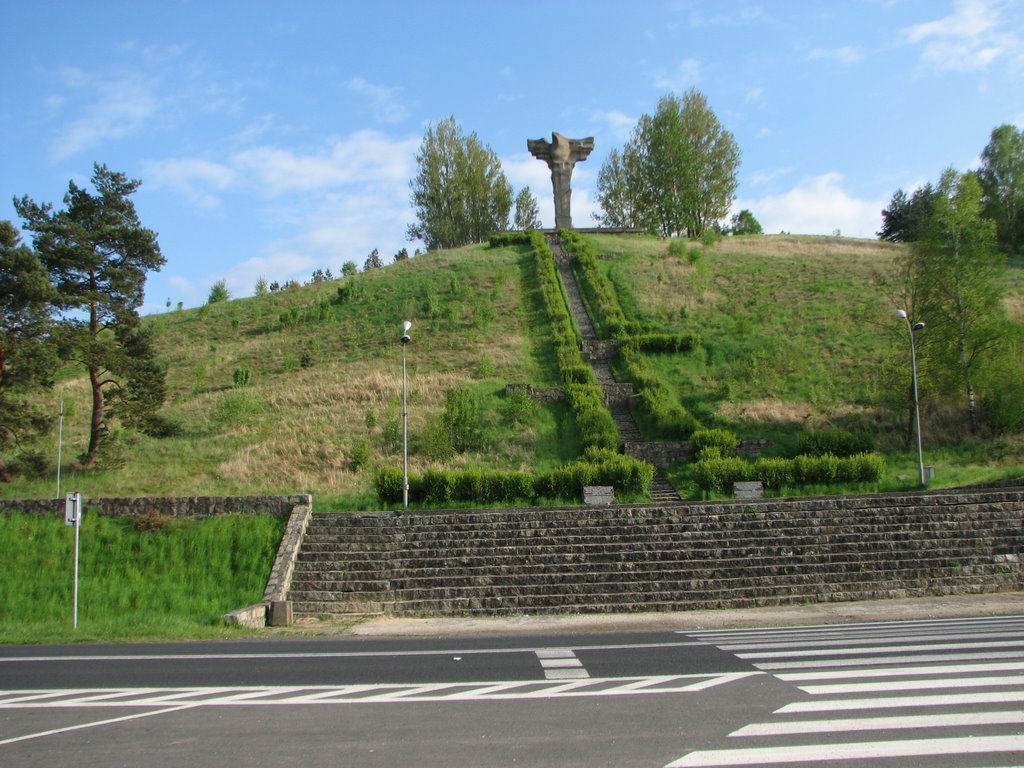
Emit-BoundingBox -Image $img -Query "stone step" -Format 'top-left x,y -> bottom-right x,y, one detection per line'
391,567 -> 1010,601
387,574 -> 1020,617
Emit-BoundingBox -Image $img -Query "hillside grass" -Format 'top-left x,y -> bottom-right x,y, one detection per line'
2,244 -> 579,508
0,511 -> 283,643
583,233 -> 1024,495
2,234 -> 1022,507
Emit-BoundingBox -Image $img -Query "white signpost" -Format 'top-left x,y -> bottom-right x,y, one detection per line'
64,492 -> 83,629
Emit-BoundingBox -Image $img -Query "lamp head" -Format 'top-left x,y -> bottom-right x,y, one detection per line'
896,308 -> 908,319
912,321 -> 925,332
400,320 -> 412,345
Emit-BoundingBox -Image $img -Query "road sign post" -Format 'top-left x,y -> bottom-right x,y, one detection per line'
64,492 -> 83,628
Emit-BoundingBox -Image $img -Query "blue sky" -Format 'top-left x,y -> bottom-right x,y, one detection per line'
2,0 -> 1022,313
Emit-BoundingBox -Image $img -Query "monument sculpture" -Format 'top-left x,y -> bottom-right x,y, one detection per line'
527,132 -> 595,229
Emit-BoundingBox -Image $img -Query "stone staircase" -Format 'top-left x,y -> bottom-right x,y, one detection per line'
548,233 -> 682,503
287,488 -> 1024,619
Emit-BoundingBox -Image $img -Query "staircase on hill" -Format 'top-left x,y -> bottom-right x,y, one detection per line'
547,233 -> 681,503
287,488 -> 1024,619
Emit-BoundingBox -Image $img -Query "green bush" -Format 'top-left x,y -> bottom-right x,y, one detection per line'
838,452 -> 885,483
693,456 -> 750,494
753,457 -> 794,489
691,428 -> 740,457
793,453 -> 840,485
422,469 -> 457,504
622,332 -> 702,354
374,467 -> 405,504
796,428 -> 877,457
12,449 -> 48,479
488,232 -> 532,248
232,367 -> 252,388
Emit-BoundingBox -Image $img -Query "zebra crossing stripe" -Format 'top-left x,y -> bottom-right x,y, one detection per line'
664,734 -> 1024,767
798,673 -> 1024,695
717,628 -> 1024,651
737,638 -> 1024,658
536,648 -> 589,679
767,653 -> 1024,672
731,710 -> 1024,736
778,660 -> 1024,680
779,689 -> 1024,712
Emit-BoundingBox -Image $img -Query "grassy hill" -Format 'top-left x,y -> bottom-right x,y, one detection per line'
3,234 -> 1023,507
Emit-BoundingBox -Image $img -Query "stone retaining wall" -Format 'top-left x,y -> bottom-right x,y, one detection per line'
0,494 -> 311,519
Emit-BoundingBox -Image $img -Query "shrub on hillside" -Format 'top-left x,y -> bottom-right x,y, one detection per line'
752,457 -> 794,489
488,232 -> 533,248
793,453 -> 841,485
796,428 -> 877,457
693,456 -> 750,494
374,467 -> 405,504
691,428 -> 740,457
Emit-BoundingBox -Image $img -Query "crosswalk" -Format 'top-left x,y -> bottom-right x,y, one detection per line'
666,615 -> 1024,767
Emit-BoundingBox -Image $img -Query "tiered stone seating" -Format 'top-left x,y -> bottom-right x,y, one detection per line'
287,488 -> 1024,619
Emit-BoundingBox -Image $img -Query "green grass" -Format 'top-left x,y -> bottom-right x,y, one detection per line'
2,234 -> 1022,507
0,512 -> 284,644
587,234 -> 1024,483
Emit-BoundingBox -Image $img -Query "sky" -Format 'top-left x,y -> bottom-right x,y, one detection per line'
2,0 -> 1023,313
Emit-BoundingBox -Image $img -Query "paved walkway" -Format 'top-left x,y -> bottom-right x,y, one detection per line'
273,592 -> 1024,638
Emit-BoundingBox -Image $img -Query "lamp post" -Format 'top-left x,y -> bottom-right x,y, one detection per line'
896,309 -> 926,485
400,321 -> 412,508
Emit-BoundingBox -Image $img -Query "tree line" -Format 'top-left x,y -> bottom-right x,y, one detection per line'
877,124 -> 1024,438
1,164 -> 166,479
406,89 -> 743,249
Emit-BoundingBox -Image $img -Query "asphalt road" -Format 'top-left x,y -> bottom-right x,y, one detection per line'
3,613 -> 1024,767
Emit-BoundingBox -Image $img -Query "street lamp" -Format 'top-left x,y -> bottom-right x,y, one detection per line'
896,309 -> 926,485
400,321 -> 412,508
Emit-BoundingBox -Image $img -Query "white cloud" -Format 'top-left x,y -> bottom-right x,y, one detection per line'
736,173 -> 884,237
745,87 -> 766,104
806,46 -> 864,65
901,0 -> 1017,72
345,77 -> 410,124
749,166 -> 793,186
685,5 -> 763,28
653,58 -> 701,92
232,131 -> 418,195
50,73 -> 162,161
588,109 -> 637,142
145,157 -> 237,209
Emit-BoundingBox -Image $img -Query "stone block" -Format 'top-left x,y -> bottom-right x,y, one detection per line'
268,600 -> 293,627
584,486 -> 614,506
733,481 -> 764,500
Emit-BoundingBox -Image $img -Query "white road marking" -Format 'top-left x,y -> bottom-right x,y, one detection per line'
664,735 -> 1024,766
717,629 -> 1024,651
536,647 -> 589,679
755,650 -> 1024,670
0,704 -> 199,747
779,689 -> 1024,712
737,638 -> 1024,658
0,672 -> 762,711
0,640 -> 705,664
777,660 -> 1024,680
731,710 -> 1024,737
799,673 -> 1024,695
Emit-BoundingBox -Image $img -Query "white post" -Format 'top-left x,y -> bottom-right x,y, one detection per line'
400,321 -> 412,508
65,491 -> 82,629
56,400 -> 64,499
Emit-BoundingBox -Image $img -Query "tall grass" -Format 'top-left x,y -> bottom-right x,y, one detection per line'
0,512 -> 284,643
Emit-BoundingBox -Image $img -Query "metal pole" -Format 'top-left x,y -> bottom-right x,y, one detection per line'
73,508 -> 80,629
402,342 -> 409,508
56,400 -> 64,499
906,319 -> 926,486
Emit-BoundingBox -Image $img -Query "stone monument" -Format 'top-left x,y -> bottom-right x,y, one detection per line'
527,132 -> 595,229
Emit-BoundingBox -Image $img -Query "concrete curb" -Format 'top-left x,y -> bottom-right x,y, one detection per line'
323,591 -> 1024,637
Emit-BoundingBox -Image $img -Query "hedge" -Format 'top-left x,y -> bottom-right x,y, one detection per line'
374,452 -> 654,506
692,452 -> 885,494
